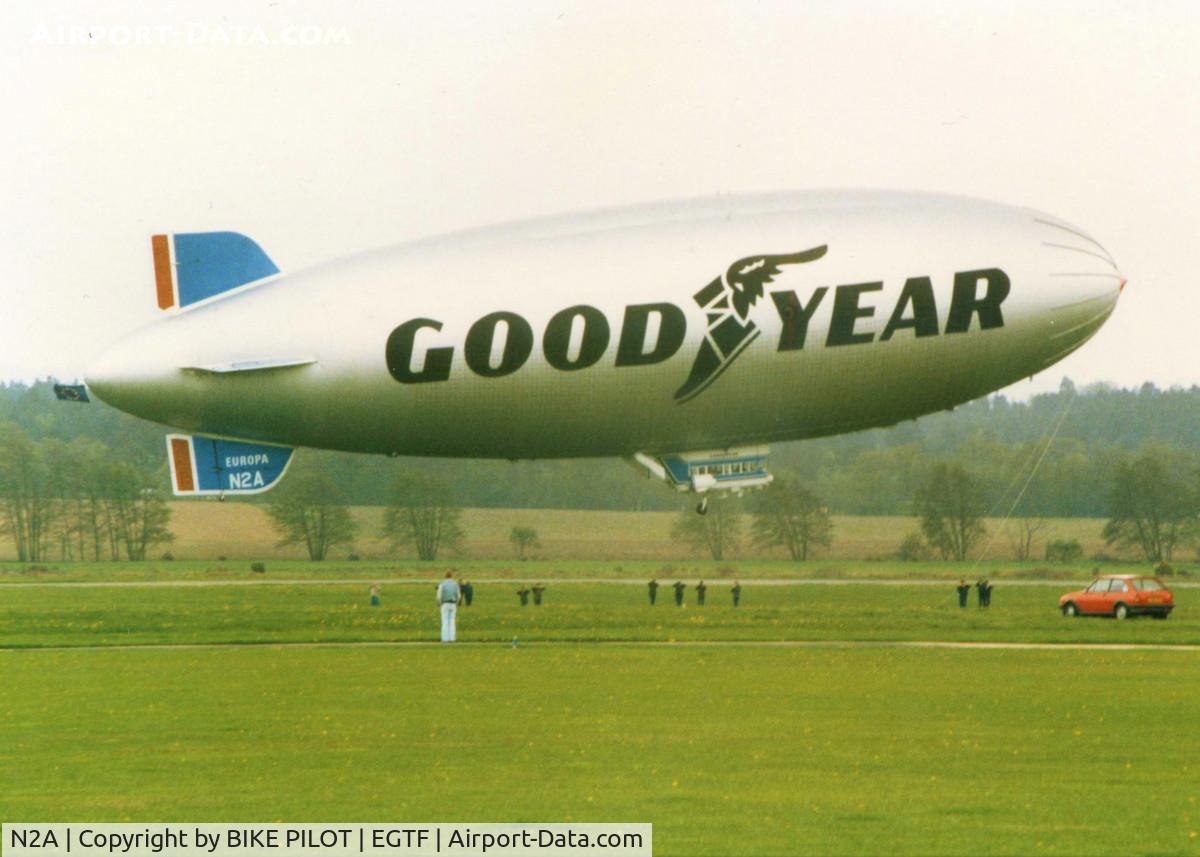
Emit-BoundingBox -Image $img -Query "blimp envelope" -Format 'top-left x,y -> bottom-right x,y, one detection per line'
166,433 -> 295,496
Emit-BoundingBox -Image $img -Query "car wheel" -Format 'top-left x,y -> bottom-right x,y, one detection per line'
1114,603 -> 1129,620
1062,602 -> 1079,618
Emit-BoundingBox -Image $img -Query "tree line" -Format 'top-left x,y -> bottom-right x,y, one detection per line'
2,413 -> 1196,564
266,462 -> 463,560
904,446 -> 1200,565
0,422 -> 173,561
3,377 -> 1200,564
6,378 -> 1200,515
267,445 -> 1200,567
669,447 -> 1200,566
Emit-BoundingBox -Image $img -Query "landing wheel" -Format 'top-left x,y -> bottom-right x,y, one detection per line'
696,497 -> 709,515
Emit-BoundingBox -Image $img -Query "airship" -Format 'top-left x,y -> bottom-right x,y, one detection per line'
81,191 -> 1123,511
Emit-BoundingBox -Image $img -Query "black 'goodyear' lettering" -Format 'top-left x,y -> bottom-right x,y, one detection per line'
880,276 -> 939,341
826,282 -> 883,347
946,268 -> 1010,334
386,318 -> 453,383
615,303 -> 687,366
464,312 -> 535,377
770,287 -> 828,351
385,262 -> 1012,392
543,305 -> 610,371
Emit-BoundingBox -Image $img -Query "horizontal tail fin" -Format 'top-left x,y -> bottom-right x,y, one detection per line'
153,232 -> 279,311
53,383 -> 90,403
181,356 -> 316,374
166,433 -> 294,497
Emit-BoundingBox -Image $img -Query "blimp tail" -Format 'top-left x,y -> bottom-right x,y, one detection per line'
166,433 -> 295,497
151,232 -> 280,311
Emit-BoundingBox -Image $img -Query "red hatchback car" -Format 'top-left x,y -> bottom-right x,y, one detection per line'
1059,574 -> 1174,620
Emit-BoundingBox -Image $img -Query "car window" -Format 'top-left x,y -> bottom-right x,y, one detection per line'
1086,580 -> 1107,593
1108,580 -> 1128,593
1134,579 -> 1164,591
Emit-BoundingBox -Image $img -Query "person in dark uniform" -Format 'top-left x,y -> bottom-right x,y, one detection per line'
975,579 -> 986,608
517,586 -> 530,606
648,579 -> 659,605
982,579 -> 993,607
532,583 -> 545,605
731,581 -> 742,607
461,580 -> 474,606
672,580 -> 686,606
696,580 -> 707,606
956,579 -> 970,608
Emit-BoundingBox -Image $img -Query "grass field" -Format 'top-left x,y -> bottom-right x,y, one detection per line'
1,556 -> 1170,585
3,646 -> 1198,856
4,569 -> 1199,856
0,503 -> 1141,562
2,580 -> 1199,648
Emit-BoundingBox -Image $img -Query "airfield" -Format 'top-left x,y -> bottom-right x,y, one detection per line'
3,530 -> 1199,856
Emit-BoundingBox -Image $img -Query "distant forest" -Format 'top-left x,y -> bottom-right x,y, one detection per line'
2,378 -> 1197,516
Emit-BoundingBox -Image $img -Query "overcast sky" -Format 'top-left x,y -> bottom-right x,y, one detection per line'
2,0 -> 1196,398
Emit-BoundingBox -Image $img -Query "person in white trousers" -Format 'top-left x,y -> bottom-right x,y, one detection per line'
437,571 -> 461,642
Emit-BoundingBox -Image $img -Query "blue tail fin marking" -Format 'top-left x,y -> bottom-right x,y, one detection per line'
154,232 -> 279,310
167,433 -> 294,496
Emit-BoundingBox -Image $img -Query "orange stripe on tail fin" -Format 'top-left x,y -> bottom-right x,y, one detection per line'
168,436 -> 195,492
152,234 -> 174,309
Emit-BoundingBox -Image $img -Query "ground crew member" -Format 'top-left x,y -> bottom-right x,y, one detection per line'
437,571 -> 460,642
648,579 -> 659,605
696,580 -> 707,606
956,579 -> 970,608
532,583 -> 545,605
370,584 -> 381,607
673,580 -> 686,606
975,579 -> 987,608
982,579 -> 993,607
731,581 -> 742,607
461,579 -> 474,606
517,586 -> 530,606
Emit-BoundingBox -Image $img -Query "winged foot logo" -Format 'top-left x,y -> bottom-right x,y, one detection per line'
674,245 -> 828,403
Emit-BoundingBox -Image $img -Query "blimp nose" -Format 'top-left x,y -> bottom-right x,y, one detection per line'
1034,214 -> 1123,367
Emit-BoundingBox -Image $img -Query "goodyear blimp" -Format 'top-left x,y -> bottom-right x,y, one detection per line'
81,191 -> 1123,511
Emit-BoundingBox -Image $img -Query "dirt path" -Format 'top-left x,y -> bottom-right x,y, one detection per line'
3,639 -> 1198,654
8,577 -> 1188,588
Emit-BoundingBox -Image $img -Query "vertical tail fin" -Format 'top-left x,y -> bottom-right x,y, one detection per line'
152,232 -> 280,311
